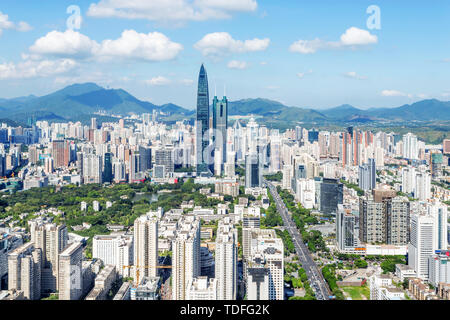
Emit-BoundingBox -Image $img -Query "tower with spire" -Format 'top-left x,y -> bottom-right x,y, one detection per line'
212,85 -> 228,174
196,64 -> 210,173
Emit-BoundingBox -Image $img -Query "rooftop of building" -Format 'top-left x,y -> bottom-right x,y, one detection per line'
60,241 -> 82,257
135,276 -> 160,292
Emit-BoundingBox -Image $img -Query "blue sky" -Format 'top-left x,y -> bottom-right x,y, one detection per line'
0,0 -> 449,110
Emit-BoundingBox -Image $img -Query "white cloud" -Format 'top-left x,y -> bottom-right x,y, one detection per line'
227,60 -> 248,69
416,93 -> 428,99
265,85 -> 279,90
0,58 -> 77,80
381,90 -> 411,97
260,61 -> 267,65
290,27 -> 377,54
381,90 -> 406,97
0,11 -> 32,35
30,29 -> 99,58
87,0 -> 257,23
194,32 -> 269,57
289,38 -> 326,54
340,27 -> 378,46
343,71 -> 367,80
180,79 -> 194,86
29,29 -> 183,62
98,30 -> 183,61
16,21 -> 32,32
145,76 -> 171,86
296,70 -> 313,79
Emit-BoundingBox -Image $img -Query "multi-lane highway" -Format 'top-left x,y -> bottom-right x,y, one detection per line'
264,179 -> 331,300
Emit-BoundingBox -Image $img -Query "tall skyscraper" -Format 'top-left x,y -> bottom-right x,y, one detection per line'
336,206 -> 358,251
52,140 -> 70,168
246,229 -> 284,300
409,213 -> 435,280
93,234 -> 133,277
358,158 -> 376,191
245,153 -> 262,188
155,147 -> 174,174
91,117 -> 97,130
8,242 -> 42,300
319,178 -> 343,215
359,194 -> 410,245
215,218 -> 237,300
103,152 -> 113,183
243,209 -> 261,261
134,214 -> 159,285
428,202 -> 449,250
196,64 -> 210,173
82,154 -> 103,184
58,242 -> 83,300
29,221 -> 68,292
172,216 -> 201,300
212,95 -> 228,170
402,133 -> 418,160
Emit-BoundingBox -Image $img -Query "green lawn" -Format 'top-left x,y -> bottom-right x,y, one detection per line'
340,285 -> 370,300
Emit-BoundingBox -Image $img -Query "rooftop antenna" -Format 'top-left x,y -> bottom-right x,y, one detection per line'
214,79 -> 217,97
224,84 -> 226,97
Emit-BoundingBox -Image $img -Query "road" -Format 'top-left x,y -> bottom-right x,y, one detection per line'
264,179 -> 331,300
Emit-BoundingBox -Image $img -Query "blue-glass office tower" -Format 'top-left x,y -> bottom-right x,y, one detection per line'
196,64 -> 210,173
103,152 -> 113,183
308,129 -> 319,143
212,95 -> 228,167
319,178 -> 344,215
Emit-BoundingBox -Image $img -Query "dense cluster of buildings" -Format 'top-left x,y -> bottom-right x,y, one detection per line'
0,64 -> 449,301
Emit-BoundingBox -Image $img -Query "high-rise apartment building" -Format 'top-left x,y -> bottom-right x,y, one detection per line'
93,234 -> 133,277
58,242 -> 83,300
247,268 -> 270,300
428,250 -> 450,287
51,140 -> 70,168
134,214 -> 158,284
172,216 -> 201,300
359,194 -> 410,245
282,165 -> 293,190
29,220 -> 68,292
402,133 -> 418,160
82,153 -> 103,184
242,209 -> 261,261
8,242 -> 42,300
246,229 -> 284,300
215,218 -> 237,300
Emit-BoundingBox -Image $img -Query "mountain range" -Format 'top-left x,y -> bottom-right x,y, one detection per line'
1,82 -> 449,124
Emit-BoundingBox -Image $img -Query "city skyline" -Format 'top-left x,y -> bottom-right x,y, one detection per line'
0,0 -> 449,306
0,1 -> 450,110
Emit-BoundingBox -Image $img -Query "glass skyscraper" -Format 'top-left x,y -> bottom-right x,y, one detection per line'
212,95 -> 228,168
196,64 -> 210,173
